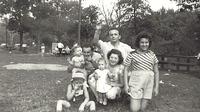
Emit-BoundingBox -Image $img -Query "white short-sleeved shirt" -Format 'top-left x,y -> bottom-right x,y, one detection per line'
98,40 -> 133,63
57,42 -> 64,48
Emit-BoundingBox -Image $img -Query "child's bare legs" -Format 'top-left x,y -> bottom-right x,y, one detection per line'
56,100 -> 71,112
130,99 -> 141,112
140,99 -> 149,112
130,98 -> 149,112
102,93 -> 107,105
86,101 -> 96,112
88,77 -> 98,101
98,92 -> 103,104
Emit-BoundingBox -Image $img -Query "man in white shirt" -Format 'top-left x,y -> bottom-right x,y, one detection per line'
93,25 -> 134,64
57,42 -> 64,56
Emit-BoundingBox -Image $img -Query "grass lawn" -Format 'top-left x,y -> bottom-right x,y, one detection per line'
0,49 -> 200,112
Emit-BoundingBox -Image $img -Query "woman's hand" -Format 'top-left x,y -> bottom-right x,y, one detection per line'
124,85 -> 130,94
153,86 -> 159,96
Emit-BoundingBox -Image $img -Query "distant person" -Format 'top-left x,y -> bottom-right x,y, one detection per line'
56,72 -> 96,112
93,24 -> 134,64
65,45 -> 70,55
57,41 -> 64,56
124,32 -> 159,112
22,43 -> 27,53
197,53 -> 200,60
197,53 -> 200,65
41,43 -> 45,57
89,58 -> 110,105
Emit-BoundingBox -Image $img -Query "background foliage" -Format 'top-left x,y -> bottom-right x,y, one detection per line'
0,0 -> 199,55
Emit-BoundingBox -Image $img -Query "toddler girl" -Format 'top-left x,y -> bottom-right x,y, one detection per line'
89,58 -> 110,105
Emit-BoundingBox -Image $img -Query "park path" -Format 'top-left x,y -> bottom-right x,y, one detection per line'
0,50 -> 200,112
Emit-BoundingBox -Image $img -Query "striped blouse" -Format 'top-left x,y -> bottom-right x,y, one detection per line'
124,50 -> 158,71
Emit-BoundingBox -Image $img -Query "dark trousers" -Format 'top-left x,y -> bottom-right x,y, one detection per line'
58,48 -> 62,56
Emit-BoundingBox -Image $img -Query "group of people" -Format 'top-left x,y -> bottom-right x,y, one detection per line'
56,24 -> 160,112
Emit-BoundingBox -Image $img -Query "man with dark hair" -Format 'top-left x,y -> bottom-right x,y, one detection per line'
82,44 -> 102,75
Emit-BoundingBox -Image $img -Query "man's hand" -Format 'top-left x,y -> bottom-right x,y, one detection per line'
153,86 -> 159,96
96,24 -> 102,30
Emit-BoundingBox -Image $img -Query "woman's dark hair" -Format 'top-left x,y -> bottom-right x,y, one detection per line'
135,31 -> 152,48
107,49 -> 124,65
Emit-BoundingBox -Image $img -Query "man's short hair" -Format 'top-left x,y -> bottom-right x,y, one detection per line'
82,43 -> 94,51
108,27 -> 120,35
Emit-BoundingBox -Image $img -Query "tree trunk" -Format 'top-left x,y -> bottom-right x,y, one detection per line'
19,31 -> 23,51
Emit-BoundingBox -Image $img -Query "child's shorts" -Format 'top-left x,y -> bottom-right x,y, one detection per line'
128,71 -> 154,99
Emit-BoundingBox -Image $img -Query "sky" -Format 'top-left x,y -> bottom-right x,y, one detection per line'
82,0 -> 179,11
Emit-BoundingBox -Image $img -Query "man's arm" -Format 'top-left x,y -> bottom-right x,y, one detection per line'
92,25 -> 102,44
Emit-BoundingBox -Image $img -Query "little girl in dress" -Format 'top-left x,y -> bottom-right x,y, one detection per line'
89,58 -> 110,105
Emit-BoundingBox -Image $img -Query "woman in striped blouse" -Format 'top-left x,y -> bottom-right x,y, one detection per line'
124,32 -> 159,112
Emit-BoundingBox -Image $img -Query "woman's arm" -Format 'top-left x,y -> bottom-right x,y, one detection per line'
124,66 -> 129,93
92,25 -> 102,44
79,86 -> 90,112
153,63 -> 159,96
66,84 -> 76,101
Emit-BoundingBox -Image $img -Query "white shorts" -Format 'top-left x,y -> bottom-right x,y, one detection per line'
128,71 -> 154,99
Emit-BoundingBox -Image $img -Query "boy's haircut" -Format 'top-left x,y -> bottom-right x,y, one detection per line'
107,49 -> 124,65
135,31 -> 152,48
97,58 -> 106,64
71,45 -> 81,54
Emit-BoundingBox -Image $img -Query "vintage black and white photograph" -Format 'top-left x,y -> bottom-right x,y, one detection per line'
0,0 -> 200,112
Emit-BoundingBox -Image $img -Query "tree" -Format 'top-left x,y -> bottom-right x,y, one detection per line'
0,0 -> 41,50
171,0 -> 200,11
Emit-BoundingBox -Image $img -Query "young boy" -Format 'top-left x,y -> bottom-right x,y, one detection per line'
56,72 -> 96,112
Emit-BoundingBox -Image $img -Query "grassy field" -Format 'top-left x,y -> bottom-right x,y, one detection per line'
0,49 -> 200,112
